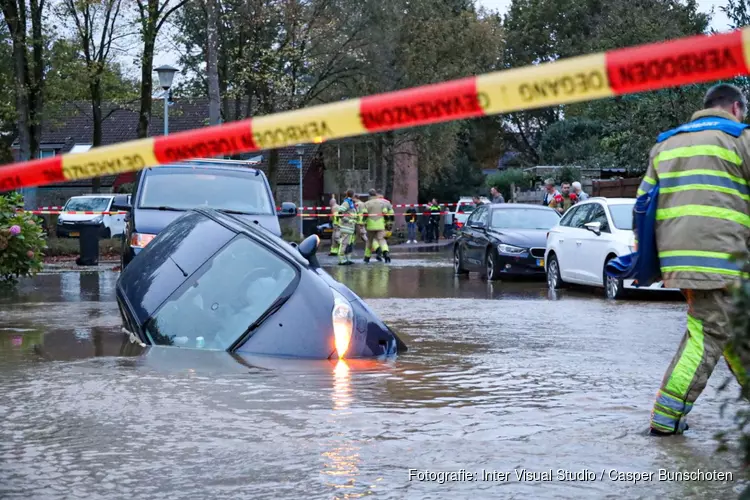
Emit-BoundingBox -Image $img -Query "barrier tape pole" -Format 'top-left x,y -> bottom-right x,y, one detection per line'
2,28 -> 747,193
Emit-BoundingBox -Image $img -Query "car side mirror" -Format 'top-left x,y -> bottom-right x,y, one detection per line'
111,201 -> 131,212
277,202 -> 297,219
470,220 -> 486,230
584,221 -> 601,235
298,234 -> 320,268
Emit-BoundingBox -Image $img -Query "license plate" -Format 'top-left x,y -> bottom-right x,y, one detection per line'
70,232 -> 80,237
537,258 -> 544,267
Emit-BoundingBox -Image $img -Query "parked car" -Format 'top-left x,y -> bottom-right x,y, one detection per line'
453,196 -> 490,230
545,197 -> 678,299
56,194 -> 130,239
116,207 -> 407,359
453,203 -> 561,280
114,159 -> 297,269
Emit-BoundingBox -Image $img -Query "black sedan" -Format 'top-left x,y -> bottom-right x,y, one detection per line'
453,203 -> 561,280
115,207 -> 407,359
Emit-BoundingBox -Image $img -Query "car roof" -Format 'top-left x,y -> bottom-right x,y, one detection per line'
143,159 -> 265,176
582,197 -> 635,205
489,203 -> 556,211
195,207 -> 310,267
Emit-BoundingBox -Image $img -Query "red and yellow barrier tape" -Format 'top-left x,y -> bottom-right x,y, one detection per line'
2,28 -> 748,193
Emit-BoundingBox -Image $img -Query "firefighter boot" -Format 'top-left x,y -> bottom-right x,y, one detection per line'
375,247 -> 383,262
383,251 -> 391,264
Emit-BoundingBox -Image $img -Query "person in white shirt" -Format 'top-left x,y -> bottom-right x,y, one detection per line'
571,181 -> 589,201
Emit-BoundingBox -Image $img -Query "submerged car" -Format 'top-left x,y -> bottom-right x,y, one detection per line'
453,203 -> 561,280
116,207 -> 407,359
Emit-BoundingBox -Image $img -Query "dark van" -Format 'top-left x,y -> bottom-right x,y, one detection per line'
114,159 -> 296,269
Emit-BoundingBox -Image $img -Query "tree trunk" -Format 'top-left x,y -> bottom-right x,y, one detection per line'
384,132 -> 395,200
91,79 -> 103,193
206,0 -> 221,127
373,136 -> 383,189
137,35 -> 155,138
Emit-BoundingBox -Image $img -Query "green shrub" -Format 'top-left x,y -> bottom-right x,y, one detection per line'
0,192 -> 46,284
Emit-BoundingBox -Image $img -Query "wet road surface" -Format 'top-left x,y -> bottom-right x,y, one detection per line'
0,253 -> 746,499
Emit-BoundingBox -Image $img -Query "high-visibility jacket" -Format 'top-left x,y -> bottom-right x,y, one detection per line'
337,198 -> 358,234
331,204 -> 341,227
355,200 -> 365,225
640,108 -> 750,290
428,204 -> 441,222
362,197 -> 392,231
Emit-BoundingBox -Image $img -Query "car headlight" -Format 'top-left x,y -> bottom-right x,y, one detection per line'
130,232 -> 156,249
91,215 -> 104,224
497,243 -> 526,254
331,288 -> 353,358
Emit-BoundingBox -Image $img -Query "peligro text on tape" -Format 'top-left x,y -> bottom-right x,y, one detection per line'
607,30 -> 747,93
476,53 -> 613,114
154,121 -> 256,163
61,139 -> 158,180
360,78 -> 486,132
252,100 -> 365,149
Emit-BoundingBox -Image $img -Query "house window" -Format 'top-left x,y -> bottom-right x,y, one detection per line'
38,150 -> 56,159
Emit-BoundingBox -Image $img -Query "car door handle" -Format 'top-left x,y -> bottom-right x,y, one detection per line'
558,239 -> 564,243
576,240 -> 582,245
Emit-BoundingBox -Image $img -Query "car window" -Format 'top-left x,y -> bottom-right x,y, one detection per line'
608,203 -> 635,230
457,202 -> 476,214
144,235 -> 298,350
64,197 -> 111,212
138,168 -> 274,215
491,208 -> 560,230
466,207 -> 481,225
560,204 -> 593,228
586,203 -> 611,232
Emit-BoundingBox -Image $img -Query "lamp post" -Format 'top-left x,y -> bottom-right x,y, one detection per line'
154,65 -> 179,136
296,144 -> 304,236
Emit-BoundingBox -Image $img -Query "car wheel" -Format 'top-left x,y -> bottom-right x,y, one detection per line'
485,249 -> 499,281
604,258 -> 625,300
547,254 -> 565,290
454,247 -> 468,275
102,227 -> 111,239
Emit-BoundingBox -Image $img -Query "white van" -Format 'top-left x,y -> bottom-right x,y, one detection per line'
454,196 -> 490,230
56,194 -> 129,239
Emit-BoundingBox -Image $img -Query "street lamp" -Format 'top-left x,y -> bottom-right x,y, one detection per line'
154,65 -> 179,136
296,144 -> 305,236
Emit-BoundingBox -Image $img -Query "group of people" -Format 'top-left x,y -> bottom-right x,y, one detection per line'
541,180 -> 589,214
328,189 -> 395,265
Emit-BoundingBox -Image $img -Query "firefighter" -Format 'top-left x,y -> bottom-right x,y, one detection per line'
353,193 -> 368,248
643,83 -> 750,436
336,189 -> 358,265
427,199 -> 441,242
329,197 -> 341,256
362,188 -> 392,263
376,189 -> 395,240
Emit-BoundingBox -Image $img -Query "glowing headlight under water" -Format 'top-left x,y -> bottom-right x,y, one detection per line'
330,288 -> 353,358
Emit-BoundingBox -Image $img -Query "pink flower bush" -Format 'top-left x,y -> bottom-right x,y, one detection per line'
9,225 -> 21,235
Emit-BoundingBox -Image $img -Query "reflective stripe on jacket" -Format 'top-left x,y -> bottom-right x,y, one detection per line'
362,198 -> 390,231
642,108 -> 750,289
331,204 -> 341,227
338,198 -> 358,234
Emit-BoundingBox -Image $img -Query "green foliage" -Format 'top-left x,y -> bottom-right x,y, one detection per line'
539,118 -> 604,166
115,183 -> 135,194
555,166 -> 581,185
0,193 -> 46,285
486,168 -> 534,201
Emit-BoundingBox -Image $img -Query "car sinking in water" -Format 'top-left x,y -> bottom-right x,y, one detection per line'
115,207 -> 407,359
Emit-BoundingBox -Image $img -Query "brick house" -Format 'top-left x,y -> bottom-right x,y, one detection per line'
9,98 -> 324,208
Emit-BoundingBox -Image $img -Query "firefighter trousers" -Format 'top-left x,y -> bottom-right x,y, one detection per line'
338,232 -> 355,263
651,288 -> 747,434
364,230 -> 388,257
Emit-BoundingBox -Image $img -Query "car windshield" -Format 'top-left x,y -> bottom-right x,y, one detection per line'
491,209 -> 560,230
609,203 -> 635,230
457,203 -> 476,213
144,235 -> 297,350
64,197 -> 111,211
138,168 -> 274,214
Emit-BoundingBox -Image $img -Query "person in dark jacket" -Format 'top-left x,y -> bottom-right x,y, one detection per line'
405,206 -> 418,243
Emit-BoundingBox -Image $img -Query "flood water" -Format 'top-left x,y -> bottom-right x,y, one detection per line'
0,254 -> 747,499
